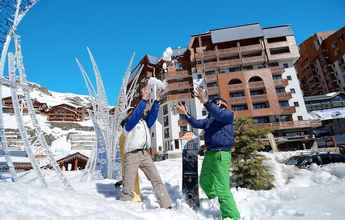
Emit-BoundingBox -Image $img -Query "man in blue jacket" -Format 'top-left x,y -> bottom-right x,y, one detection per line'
177,88 -> 240,220
120,86 -> 172,208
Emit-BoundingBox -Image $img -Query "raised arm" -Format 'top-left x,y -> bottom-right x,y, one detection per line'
204,101 -> 233,124
145,100 -> 160,128
181,114 -> 208,129
123,100 -> 147,132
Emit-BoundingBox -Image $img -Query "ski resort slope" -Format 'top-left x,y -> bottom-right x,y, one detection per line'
1,153 -> 345,220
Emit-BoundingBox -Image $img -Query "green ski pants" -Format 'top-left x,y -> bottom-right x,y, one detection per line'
200,151 -> 240,220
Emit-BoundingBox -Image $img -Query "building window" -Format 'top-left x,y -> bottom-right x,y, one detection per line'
268,62 -> 279,67
231,104 -> 248,111
175,62 -> 183,70
229,66 -> 241,72
242,65 -> 253,70
202,110 -> 207,116
279,101 -> 289,107
163,116 -> 169,127
283,63 -> 289,68
270,47 -> 290,55
230,91 -> 245,97
207,82 -> 218,87
180,126 -> 188,132
164,128 -> 170,139
294,102 -> 299,107
163,105 -> 168,115
290,88 -> 296,93
287,75 -> 292,80
253,102 -> 270,109
197,74 -> 202,79
272,75 -> 282,80
297,116 -> 303,121
267,36 -> 287,43
205,70 -> 216,75
253,116 -> 270,123
276,87 -> 285,94
152,132 -> 155,138
250,89 -> 266,96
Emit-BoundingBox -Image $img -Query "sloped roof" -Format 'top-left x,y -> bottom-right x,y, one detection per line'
210,23 -> 264,43
147,55 -> 160,65
263,25 -> 294,38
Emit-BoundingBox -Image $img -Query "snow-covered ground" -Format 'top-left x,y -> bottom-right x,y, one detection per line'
1,152 -> 345,220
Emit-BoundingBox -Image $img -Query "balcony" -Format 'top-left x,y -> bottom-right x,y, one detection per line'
281,106 -> 296,114
256,120 -> 322,130
267,41 -> 289,48
240,44 -> 262,52
218,59 -> 242,68
205,74 -> 218,82
248,81 -> 265,89
277,92 -> 292,100
165,70 -> 191,80
203,50 -> 217,59
274,79 -> 289,87
217,47 -> 239,56
167,93 -> 191,101
167,81 -> 192,92
204,61 -> 218,70
241,55 -> 266,64
208,86 -> 219,95
229,97 -> 246,104
271,67 -> 284,75
251,94 -> 268,102
229,83 -> 245,91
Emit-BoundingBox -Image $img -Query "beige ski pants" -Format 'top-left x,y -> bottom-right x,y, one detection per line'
120,149 -> 172,208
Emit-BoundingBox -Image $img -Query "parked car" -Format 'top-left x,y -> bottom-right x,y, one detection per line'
285,153 -> 345,168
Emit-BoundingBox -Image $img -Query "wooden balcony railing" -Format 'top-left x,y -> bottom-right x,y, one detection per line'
218,59 -> 242,68
217,47 -> 239,55
167,81 -> 192,92
241,55 -> 266,64
251,94 -> 268,102
165,70 -> 191,80
208,86 -> 219,95
229,84 -> 245,91
256,120 -> 322,130
271,66 -> 284,75
281,106 -> 296,114
274,79 -> 289,87
229,97 -> 246,104
167,93 -> 191,101
240,44 -> 262,52
277,92 -> 292,100
248,81 -> 265,89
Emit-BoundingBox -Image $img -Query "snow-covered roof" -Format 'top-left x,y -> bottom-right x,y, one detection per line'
172,48 -> 187,57
309,107 -> 345,120
1,84 -> 91,108
147,55 -> 160,65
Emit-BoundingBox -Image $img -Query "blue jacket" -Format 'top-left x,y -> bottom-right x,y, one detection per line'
182,101 -> 234,151
121,100 -> 160,132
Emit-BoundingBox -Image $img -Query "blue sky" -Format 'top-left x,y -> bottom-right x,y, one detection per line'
10,0 -> 345,104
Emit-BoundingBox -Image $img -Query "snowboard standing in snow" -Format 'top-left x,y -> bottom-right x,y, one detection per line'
182,137 -> 200,209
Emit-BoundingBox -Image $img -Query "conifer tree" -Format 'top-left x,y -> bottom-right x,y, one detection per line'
232,117 -> 274,190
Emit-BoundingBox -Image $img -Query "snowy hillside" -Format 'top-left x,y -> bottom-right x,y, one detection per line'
1,152 -> 344,220
1,83 -> 94,155
1,83 -> 91,108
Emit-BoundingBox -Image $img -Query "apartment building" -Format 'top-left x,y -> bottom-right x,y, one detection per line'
130,23 -> 320,152
295,26 -> 345,96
